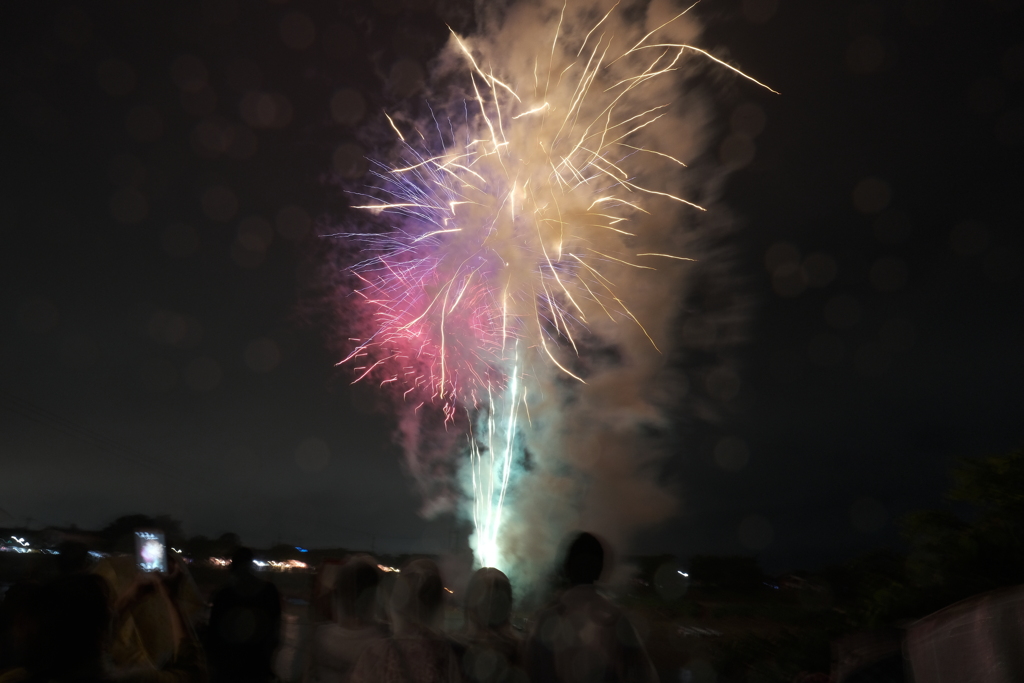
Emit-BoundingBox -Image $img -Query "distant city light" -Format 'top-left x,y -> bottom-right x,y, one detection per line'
208,556 -> 307,571
265,559 -> 307,570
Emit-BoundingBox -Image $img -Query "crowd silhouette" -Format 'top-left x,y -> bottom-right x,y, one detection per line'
0,532 -> 658,683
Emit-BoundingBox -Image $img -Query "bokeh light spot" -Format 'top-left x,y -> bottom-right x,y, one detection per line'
330,88 -> 367,126
281,12 -> 316,50
181,86 -> 218,118
802,252 -> 838,287
243,338 -> 281,373
148,311 -> 187,345
714,436 -> 750,472
109,153 -> 146,187
237,215 -> 273,251
878,318 -> 916,353
322,23 -> 358,62
824,294 -> 862,329
855,342 -> 890,376
680,317 -> 716,349
808,333 -> 845,367
60,333 -> 100,370
170,54 -> 209,92
223,445 -> 260,477
137,357 -> 177,393
148,310 -> 203,348
225,58 -> 263,93
125,105 -> 164,142
231,242 -> 266,268
54,6 -> 92,46
110,187 -> 148,224
872,210 -> 912,244
764,242 -> 800,272
705,367 -> 741,401
869,255 -> 909,292
388,59 -> 425,98
730,102 -> 767,137
680,660 -> 715,683
905,0 -> 943,26
11,94 -> 69,142
771,348 -> 807,384
295,437 -> 331,472
738,515 -> 773,550
240,91 -> 293,128
276,205 -> 311,240
226,126 -> 258,160
96,59 -> 137,97
846,36 -> 885,74
200,0 -> 238,24
202,185 -> 239,222
718,133 -> 755,169
772,262 -> 806,297
333,143 -> 369,179
192,118 -> 235,157
742,0 -> 778,23
852,176 -> 891,214
160,223 -> 200,257
184,357 -> 223,392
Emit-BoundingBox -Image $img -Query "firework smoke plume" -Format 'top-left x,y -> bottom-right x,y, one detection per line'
328,0 -> 768,586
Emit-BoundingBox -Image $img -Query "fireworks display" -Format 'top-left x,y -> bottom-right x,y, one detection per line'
332,1 -> 771,573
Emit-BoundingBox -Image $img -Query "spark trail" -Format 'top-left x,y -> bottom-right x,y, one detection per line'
333,1 -> 771,572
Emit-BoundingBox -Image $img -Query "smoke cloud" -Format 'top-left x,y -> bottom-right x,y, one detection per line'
327,0 -> 752,590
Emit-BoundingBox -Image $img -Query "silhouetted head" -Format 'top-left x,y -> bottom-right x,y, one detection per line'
2,582 -> 44,666
563,532 -> 604,586
465,567 -> 512,632
390,558 -> 443,633
229,546 -> 255,575
335,555 -> 381,623
30,574 -> 111,678
55,541 -> 91,576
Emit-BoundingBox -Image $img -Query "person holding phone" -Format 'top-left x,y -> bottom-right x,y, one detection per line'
10,557 -> 207,683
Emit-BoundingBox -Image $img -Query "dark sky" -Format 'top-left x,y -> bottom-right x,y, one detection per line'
2,0 -> 1022,571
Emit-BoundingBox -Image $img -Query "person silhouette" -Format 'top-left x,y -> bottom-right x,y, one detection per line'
9,562 -> 205,683
456,567 -> 523,683
525,532 -> 658,683
350,558 -> 461,683
207,547 -> 282,683
308,555 -> 387,683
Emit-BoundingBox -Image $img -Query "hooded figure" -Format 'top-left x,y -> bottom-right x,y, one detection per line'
456,567 -> 523,683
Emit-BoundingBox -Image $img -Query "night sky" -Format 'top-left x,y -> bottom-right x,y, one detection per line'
2,0 -> 1022,572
